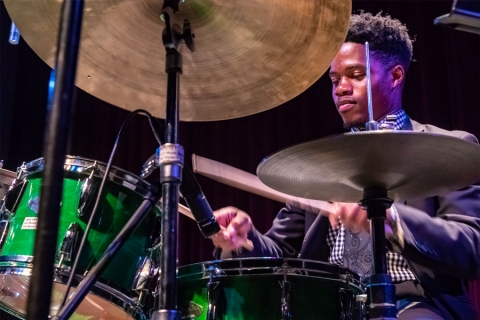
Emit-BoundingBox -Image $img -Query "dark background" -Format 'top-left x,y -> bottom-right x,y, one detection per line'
1,0 -> 480,314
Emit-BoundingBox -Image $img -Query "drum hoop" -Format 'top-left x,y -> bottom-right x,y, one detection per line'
177,257 -> 363,289
18,156 -> 150,196
0,300 -> 24,320
0,255 -> 34,263
0,266 -> 146,320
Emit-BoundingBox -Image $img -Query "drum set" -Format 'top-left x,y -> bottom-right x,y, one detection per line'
2,0 -> 480,319
0,156 -> 366,320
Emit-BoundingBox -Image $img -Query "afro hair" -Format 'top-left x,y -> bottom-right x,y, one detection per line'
346,12 -> 414,70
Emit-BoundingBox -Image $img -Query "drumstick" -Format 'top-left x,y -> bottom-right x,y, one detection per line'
191,154 -> 334,216
178,203 -> 254,251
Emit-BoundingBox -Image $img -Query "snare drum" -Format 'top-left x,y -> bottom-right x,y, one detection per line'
177,258 -> 365,320
0,156 -> 160,320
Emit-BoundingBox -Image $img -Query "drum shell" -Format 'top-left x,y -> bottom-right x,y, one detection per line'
177,258 -> 365,320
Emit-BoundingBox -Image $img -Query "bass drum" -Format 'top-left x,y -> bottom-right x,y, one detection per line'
177,258 -> 366,320
0,156 -> 160,320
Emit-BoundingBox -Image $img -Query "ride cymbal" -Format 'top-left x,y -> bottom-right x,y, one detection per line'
257,131 -> 480,203
4,0 -> 351,121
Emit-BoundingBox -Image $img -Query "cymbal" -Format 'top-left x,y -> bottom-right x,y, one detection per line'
4,0 -> 351,121
257,131 -> 480,203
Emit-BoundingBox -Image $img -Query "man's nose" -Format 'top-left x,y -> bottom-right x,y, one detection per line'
335,78 -> 352,96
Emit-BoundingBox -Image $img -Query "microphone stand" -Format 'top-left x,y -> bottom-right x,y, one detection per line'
151,2 -> 194,319
25,1 -> 84,319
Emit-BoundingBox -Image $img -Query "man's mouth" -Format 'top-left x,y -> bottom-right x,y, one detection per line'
337,101 -> 356,113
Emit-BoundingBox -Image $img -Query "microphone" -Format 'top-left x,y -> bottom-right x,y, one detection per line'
144,150 -> 221,238
144,115 -> 220,237
180,164 -> 221,238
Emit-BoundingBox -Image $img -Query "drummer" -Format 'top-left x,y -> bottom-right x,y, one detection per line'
210,12 -> 480,320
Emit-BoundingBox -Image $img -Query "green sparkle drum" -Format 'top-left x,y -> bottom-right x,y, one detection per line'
0,156 -> 160,320
177,258 -> 365,320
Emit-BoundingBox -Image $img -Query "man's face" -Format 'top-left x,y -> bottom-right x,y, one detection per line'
329,43 -> 395,128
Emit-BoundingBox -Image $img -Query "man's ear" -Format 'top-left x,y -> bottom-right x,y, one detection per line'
392,65 -> 405,89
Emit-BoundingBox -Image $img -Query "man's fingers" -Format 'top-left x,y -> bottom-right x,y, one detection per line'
211,207 -> 253,251
328,211 -> 341,228
332,202 -> 370,232
213,206 -> 239,226
211,226 -> 254,251
240,239 -> 254,251
228,213 -> 251,236
210,229 -> 230,246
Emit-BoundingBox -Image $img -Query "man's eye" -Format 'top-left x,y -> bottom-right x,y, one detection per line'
353,73 -> 365,79
331,79 -> 339,85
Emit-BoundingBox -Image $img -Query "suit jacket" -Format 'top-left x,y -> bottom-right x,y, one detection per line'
220,117 -> 480,319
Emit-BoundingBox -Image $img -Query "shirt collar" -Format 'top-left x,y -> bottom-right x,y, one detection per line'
350,109 -> 407,132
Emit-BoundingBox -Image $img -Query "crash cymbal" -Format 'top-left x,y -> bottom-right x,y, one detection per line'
0,168 -> 16,185
4,0 -> 351,121
0,168 -> 16,200
257,131 -> 480,203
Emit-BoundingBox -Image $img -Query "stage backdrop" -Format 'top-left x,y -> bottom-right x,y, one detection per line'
1,0 -> 480,315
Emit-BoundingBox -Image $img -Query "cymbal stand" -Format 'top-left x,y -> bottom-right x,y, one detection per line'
361,43 -> 396,319
151,2 -> 195,319
359,188 -> 396,319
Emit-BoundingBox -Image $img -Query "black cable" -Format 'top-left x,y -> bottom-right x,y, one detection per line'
59,109 -> 164,309
148,115 -> 165,146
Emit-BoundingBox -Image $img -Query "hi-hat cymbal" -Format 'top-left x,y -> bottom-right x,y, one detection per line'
257,131 -> 480,203
4,0 -> 351,121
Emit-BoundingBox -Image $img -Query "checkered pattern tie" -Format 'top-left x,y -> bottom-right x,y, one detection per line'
343,229 -> 373,280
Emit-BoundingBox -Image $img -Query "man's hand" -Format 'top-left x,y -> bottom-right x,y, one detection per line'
329,202 -> 394,234
211,206 -> 254,252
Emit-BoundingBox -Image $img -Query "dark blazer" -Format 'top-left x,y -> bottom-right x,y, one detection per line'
222,117 -> 480,319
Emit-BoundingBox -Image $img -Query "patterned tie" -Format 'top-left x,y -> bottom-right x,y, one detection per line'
343,228 -> 373,280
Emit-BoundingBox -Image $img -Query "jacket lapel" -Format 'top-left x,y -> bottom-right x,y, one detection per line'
406,116 -> 425,132
299,213 -> 331,260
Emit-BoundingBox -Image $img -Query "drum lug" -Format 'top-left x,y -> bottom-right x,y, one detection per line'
0,219 -> 9,252
279,263 -> 292,320
279,279 -> 291,320
3,179 -> 27,218
77,163 -> 99,217
339,287 -> 355,320
57,222 -> 81,268
355,294 -> 368,320
206,267 -> 220,320
0,201 -> 6,220
132,256 -> 156,306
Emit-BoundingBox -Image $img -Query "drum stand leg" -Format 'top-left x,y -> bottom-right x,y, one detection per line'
359,188 -> 396,320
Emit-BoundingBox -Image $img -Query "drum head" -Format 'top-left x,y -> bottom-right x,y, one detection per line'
0,274 -> 135,320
